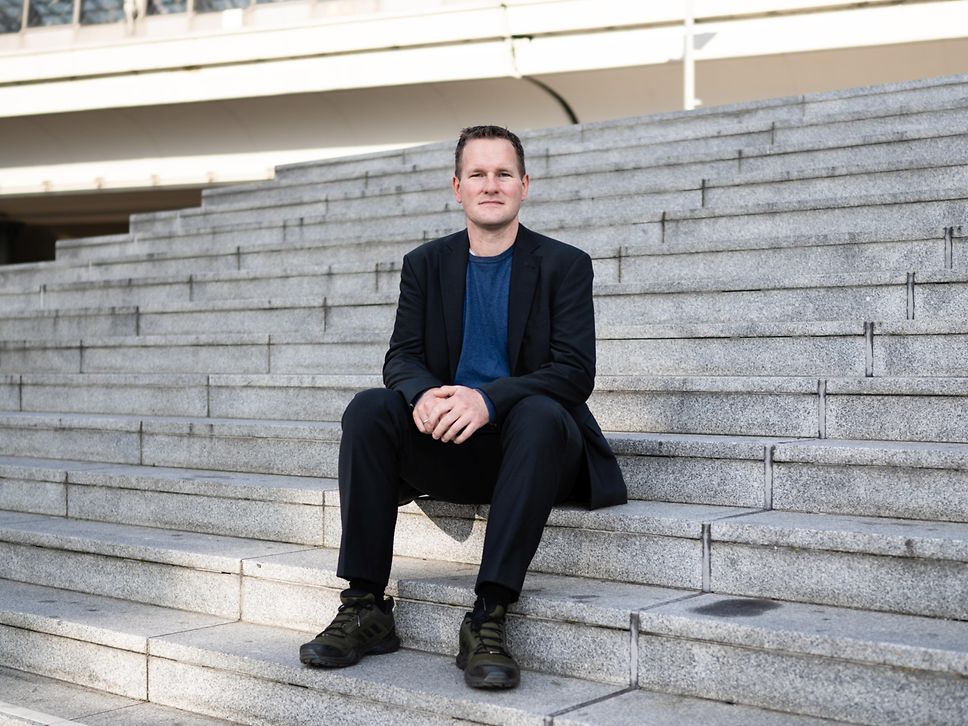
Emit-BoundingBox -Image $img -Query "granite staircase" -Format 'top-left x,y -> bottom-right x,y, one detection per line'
1,73 -> 967,725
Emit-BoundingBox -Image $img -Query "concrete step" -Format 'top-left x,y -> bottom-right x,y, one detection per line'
0,456 -> 334,545
0,261 -> 404,314
594,374 -> 968,443
0,665 -> 238,725
708,510 -> 968,619
12,222 -> 962,307
618,227 -> 959,284
4,405 -> 968,516
151,149 -> 968,239
10,236 -> 968,321
110,186 -> 968,267
123,158 -> 965,242
0,331 -> 387,375
8,267 -> 968,342
0,491 -> 755,596
0,580 -> 841,725
637,592 -> 968,724
6,371 -> 968,444
232,548 -> 688,686
199,127 -> 968,216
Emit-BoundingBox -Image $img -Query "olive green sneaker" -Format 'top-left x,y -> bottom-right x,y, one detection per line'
456,604 -> 520,689
299,590 -> 400,668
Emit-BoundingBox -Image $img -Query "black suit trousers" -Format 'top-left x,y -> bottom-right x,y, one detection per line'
336,387 -> 582,596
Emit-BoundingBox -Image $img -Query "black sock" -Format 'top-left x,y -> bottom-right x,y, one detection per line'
474,582 -> 517,616
348,579 -> 388,609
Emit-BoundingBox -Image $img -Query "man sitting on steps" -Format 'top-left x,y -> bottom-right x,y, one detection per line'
299,125 -> 627,689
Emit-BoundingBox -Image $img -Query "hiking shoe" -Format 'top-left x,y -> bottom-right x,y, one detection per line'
456,604 -> 520,689
299,590 -> 400,667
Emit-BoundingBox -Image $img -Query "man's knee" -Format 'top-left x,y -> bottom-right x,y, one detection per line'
342,388 -> 409,432
503,395 -> 577,445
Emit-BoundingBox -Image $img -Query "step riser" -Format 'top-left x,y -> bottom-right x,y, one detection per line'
772,462 -> 968,524
590,389 -> 820,438
0,425 -> 141,466
664,197 -> 968,245
0,312 -> 138,341
595,284 -> 910,326
0,624 -> 147,699
621,237 -> 945,283
706,166 -> 968,210
322,507 -> 703,590
636,633 -> 966,725
598,336 -> 867,377
68,484 -> 327,546
0,543 -> 241,618
710,543 -> 968,620
147,658 -> 454,726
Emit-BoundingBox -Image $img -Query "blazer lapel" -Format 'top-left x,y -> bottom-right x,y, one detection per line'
507,225 -> 540,373
440,229 -> 469,380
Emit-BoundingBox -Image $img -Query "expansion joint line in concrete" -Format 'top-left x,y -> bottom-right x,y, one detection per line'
701,523 -> 712,592
135,307 -> 141,337
659,211 -> 666,244
616,246 -> 624,284
206,376 -> 212,418
736,148 -> 744,173
763,445 -> 774,510
138,420 -> 144,466
700,178 -> 707,208
322,299 -> 329,333
944,226 -> 955,270
906,272 -> 916,320
818,379 -> 827,439
864,321 -> 875,377
235,247 -> 242,271
543,686 -> 639,725
188,275 -> 195,303
266,336 -> 273,374
628,610 -> 640,686
79,340 -> 85,374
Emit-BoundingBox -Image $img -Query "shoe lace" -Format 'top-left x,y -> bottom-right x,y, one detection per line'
471,616 -> 510,657
316,600 -> 372,640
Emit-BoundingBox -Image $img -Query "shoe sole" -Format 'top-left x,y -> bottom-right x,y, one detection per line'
456,649 -> 520,689
300,634 -> 401,668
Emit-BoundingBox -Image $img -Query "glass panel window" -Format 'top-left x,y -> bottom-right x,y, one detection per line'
27,0 -> 74,26
194,0 -> 247,11
0,0 -> 24,33
146,0 -> 185,15
80,0 -> 122,24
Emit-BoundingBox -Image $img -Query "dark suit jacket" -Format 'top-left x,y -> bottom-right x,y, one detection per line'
383,224 -> 627,509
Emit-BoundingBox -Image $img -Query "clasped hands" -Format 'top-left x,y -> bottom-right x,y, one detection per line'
413,385 -> 489,444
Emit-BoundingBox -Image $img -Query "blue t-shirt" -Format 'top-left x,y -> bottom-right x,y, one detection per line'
454,245 -> 513,420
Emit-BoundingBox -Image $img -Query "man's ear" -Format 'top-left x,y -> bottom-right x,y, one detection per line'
521,174 -> 529,200
452,175 -> 462,204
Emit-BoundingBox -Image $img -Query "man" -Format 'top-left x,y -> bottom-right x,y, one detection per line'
300,125 -> 626,689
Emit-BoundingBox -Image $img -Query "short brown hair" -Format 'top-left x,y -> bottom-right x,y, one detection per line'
454,125 -> 526,178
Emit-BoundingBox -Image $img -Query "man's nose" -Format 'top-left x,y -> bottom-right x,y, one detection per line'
483,173 -> 500,192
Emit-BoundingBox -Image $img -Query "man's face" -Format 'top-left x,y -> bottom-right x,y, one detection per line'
453,138 -> 529,232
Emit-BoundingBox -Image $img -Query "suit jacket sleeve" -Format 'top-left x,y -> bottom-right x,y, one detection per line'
383,253 -> 445,404
480,251 -> 596,422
